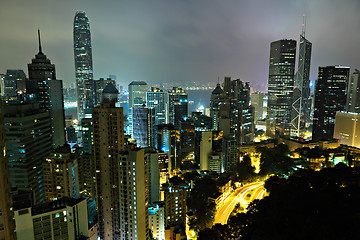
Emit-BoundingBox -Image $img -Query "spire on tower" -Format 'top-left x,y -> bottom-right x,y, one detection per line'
38,29 -> 42,53
301,14 -> 306,38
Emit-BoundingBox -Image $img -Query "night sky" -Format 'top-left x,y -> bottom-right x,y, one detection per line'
1,0 -> 359,91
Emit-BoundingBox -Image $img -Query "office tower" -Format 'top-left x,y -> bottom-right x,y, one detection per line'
164,176 -> 189,228
156,124 -> 178,173
28,30 -> 66,148
0,101 -> 16,240
4,103 -> 52,203
118,148 -> 150,240
146,148 -> 160,205
131,107 -> 156,148
14,197 -> 89,240
208,154 -> 222,174
346,69 -> 360,113
74,11 -> 94,120
210,83 -> 230,131
94,78 -> 116,106
146,87 -> 169,125
313,66 -> 350,141
267,39 -> 297,137
291,24 -> 312,137
199,131 -> 212,171
223,78 -> 254,143
333,112 -> 360,148
251,92 -> 264,123
93,101 -> 124,239
3,69 -> 26,98
169,87 -> 188,130
149,202 -> 165,240
129,81 -> 148,108
43,145 -> 79,202
191,112 -> 212,131
180,120 -> 196,164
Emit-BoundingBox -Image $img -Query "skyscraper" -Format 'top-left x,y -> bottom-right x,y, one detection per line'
74,11 -> 94,120
93,101 -> 124,239
131,107 -> 156,148
210,84 -> 229,131
290,23 -> 312,137
118,148 -> 150,240
0,101 -> 16,240
168,87 -> 188,130
267,39 -> 297,137
4,103 -> 52,203
129,81 -> 148,108
146,87 -> 169,125
312,66 -> 350,141
28,30 -> 66,148
346,69 -> 360,113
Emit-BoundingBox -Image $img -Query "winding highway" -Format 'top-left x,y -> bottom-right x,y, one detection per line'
213,182 -> 265,225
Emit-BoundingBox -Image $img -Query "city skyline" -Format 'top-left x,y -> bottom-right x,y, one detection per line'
1,0 -> 360,91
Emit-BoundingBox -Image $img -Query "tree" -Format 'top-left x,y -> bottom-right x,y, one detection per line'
187,177 -> 219,232
198,166 -> 360,239
236,155 -> 256,181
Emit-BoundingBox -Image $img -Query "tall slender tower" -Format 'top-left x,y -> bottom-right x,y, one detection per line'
28,30 -> 66,148
74,11 -> 94,120
290,16 -> 312,138
93,101 -> 124,239
266,39 -> 297,137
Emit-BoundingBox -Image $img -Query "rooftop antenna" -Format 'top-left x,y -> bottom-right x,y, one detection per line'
301,14 -> 306,38
38,29 -> 42,53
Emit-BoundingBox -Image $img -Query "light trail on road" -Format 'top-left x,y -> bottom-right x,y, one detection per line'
213,182 -> 266,225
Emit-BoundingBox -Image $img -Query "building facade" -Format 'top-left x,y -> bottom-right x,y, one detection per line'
267,39 -> 297,137
312,66 -> 350,141
146,87 -> 169,125
346,69 -> 360,113
93,102 -> 124,239
169,87 -> 188,130
74,11 -> 94,120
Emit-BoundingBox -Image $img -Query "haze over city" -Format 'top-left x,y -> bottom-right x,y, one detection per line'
1,0 -> 360,90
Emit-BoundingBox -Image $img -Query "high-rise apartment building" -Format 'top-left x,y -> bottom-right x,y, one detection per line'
164,177 -> 188,228
0,101 -> 16,240
28,30 -> 66,148
149,202 -> 165,240
4,103 -> 52,203
291,28 -> 312,137
42,145 -> 79,202
118,148 -> 150,240
346,69 -> 360,113
74,11 -> 94,120
146,148 -> 160,205
169,87 -> 188,130
129,81 -> 148,108
313,66 -> 350,141
93,101 -> 124,239
146,87 -> 169,125
14,197 -> 89,240
199,131 -> 212,171
267,39 -> 297,137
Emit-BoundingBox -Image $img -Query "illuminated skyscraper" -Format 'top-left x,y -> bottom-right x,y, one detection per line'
28,30 -> 66,148
168,87 -> 188,130
74,11 -> 94,120
267,39 -> 297,137
346,70 -> 360,113
291,21 -> 312,137
129,81 -> 148,108
313,66 -> 349,141
146,87 -> 169,125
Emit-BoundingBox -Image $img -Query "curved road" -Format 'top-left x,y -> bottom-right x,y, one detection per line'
213,182 -> 265,225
